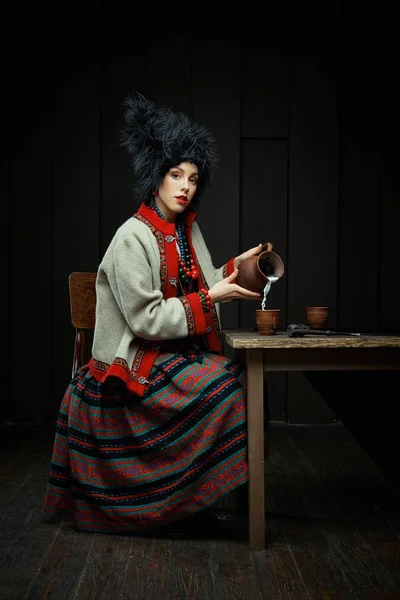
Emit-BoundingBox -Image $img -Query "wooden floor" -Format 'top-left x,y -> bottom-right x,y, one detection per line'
0,421 -> 399,600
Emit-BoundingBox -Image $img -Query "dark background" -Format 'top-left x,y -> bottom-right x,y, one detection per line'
2,14 -> 399,476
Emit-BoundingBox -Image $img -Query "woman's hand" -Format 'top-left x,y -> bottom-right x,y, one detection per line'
208,269 -> 261,304
234,242 -> 273,269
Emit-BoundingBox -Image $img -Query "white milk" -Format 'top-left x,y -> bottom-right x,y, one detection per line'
261,276 -> 279,310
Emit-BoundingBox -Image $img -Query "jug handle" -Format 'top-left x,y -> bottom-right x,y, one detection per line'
261,242 -> 273,252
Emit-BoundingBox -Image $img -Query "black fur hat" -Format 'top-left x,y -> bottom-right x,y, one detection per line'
120,91 -> 219,205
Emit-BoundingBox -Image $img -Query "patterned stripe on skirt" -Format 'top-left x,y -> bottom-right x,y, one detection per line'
43,350 -> 248,532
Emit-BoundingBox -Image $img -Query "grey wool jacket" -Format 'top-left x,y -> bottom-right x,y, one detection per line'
89,202 -> 235,397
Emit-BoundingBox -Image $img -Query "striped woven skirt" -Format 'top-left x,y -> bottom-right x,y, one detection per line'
43,349 -> 248,532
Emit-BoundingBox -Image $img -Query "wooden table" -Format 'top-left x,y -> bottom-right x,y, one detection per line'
223,330 -> 400,550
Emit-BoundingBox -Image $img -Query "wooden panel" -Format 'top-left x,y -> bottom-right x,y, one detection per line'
240,139 -> 288,420
376,35 -> 400,333
339,141 -> 379,332
146,38 -> 191,114
52,53 -> 100,418
337,33 -> 380,333
1,49 -> 10,423
287,56 -> 338,423
9,51 -> 54,422
191,39 -> 241,330
379,150 -> 400,333
242,44 -> 289,138
287,56 -> 338,324
101,53 -> 146,253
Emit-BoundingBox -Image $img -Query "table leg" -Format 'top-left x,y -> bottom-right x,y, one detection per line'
246,348 -> 265,550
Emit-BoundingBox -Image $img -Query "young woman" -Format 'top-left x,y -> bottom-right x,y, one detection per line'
43,92 -> 265,536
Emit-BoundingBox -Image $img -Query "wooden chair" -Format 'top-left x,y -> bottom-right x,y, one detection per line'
69,272 -> 97,377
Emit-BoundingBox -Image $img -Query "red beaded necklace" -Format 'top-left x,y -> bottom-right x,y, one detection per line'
176,220 -> 198,284
150,199 -> 198,286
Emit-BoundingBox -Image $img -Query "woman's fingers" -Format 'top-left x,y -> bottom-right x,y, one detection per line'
246,243 -> 263,258
233,284 -> 261,298
226,268 -> 238,282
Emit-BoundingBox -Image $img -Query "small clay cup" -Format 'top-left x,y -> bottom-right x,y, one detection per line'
305,306 -> 329,329
256,309 -> 280,335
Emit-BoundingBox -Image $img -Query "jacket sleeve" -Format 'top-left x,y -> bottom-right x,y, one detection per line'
103,231 -> 207,341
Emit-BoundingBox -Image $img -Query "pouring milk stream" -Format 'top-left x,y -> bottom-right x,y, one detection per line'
261,276 -> 279,310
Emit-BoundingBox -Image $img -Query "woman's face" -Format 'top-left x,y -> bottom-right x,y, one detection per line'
154,162 -> 199,222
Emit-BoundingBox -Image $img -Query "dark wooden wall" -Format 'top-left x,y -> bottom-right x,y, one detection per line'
2,30 -> 399,445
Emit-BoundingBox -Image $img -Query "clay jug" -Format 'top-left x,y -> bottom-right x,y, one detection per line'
236,242 -> 284,293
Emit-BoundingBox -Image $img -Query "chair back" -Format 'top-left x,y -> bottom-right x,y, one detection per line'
68,272 -> 97,377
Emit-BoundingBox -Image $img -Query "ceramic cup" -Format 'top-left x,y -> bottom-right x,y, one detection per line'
305,306 -> 329,329
256,309 -> 280,335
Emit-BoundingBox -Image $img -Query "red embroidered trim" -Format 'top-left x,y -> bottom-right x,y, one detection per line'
89,341 -> 161,397
90,343 -> 147,383
133,213 -> 167,293
130,344 -> 146,380
178,297 -> 195,336
209,304 -> 224,347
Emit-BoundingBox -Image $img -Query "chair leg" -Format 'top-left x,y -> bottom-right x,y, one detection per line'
72,330 -> 81,378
